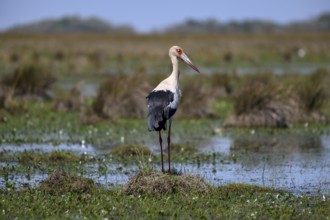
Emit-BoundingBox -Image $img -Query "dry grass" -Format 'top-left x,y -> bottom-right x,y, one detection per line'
124,170 -> 210,196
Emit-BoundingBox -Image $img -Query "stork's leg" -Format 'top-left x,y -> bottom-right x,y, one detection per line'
167,119 -> 172,173
159,131 -> 164,173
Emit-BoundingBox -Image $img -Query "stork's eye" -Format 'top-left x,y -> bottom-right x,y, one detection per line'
176,49 -> 182,55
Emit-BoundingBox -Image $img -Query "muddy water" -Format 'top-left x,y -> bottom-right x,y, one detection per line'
1,130 -> 330,195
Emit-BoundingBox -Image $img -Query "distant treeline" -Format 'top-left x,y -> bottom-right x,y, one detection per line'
4,12 -> 330,34
166,12 -> 330,33
5,16 -> 135,34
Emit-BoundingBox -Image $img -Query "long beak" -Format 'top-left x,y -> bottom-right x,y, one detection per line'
180,53 -> 200,73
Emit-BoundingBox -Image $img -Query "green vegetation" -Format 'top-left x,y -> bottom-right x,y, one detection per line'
0,181 -> 329,219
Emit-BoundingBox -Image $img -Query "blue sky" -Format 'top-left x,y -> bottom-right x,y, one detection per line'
0,0 -> 330,32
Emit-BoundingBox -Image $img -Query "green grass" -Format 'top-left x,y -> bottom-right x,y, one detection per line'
0,183 -> 329,219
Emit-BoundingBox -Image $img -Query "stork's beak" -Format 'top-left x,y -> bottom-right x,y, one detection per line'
180,53 -> 200,73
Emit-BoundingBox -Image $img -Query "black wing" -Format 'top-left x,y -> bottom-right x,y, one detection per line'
146,90 -> 175,131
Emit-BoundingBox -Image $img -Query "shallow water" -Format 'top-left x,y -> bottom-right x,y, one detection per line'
1,129 -> 330,195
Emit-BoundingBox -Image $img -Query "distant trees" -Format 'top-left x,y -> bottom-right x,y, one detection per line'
165,12 -> 330,33
5,16 -> 135,33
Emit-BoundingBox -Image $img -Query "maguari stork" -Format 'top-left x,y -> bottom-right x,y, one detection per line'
146,46 -> 200,173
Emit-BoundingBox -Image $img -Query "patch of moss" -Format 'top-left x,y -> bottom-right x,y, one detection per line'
124,170 -> 211,196
38,170 -> 95,194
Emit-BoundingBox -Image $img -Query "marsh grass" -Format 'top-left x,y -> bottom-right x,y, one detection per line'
53,82 -> 84,112
38,170 -> 95,194
224,73 -> 298,127
91,73 -> 150,119
111,144 -> 153,157
18,151 -> 80,164
124,170 -> 210,196
296,69 -> 329,115
0,61 -> 56,99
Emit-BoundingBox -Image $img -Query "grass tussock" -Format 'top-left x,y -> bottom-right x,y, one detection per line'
0,61 -> 56,99
38,171 -> 95,194
111,145 -> 153,157
297,69 -> 329,114
53,82 -> 84,112
0,86 -> 25,114
125,170 -> 210,196
224,73 -> 300,128
19,151 -> 80,164
90,73 -> 150,119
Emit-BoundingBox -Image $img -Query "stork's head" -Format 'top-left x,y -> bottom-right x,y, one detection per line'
169,46 -> 200,73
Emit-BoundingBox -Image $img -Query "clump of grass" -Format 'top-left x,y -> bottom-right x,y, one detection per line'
0,61 -> 56,99
124,170 -> 210,196
111,145 -> 152,157
178,76 -> 216,118
38,170 -> 95,194
19,151 -> 80,164
224,73 -> 301,127
0,86 -> 25,114
53,82 -> 84,112
296,69 -> 329,118
90,73 -> 149,119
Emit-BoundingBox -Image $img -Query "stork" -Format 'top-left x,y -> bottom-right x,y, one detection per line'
146,46 -> 200,173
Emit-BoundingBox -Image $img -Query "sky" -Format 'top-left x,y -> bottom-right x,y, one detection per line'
0,0 -> 330,33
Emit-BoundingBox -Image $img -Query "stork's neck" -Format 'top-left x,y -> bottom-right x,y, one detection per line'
170,56 -> 180,83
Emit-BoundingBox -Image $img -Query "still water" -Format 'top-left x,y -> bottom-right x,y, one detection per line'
1,129 -> 329,195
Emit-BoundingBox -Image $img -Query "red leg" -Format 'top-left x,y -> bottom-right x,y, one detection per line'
167,119 -> 172,173
159,131 -> 164,173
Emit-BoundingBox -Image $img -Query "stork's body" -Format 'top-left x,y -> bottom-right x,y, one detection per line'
146,46 -> 200,173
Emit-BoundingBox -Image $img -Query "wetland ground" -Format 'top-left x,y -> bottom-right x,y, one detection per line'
0,33 -> 330,218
